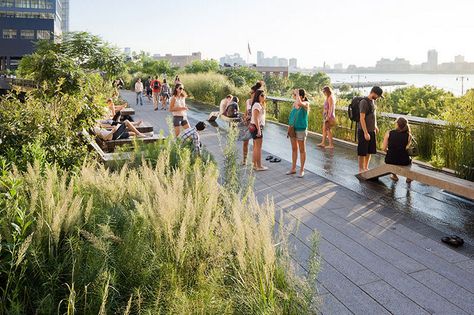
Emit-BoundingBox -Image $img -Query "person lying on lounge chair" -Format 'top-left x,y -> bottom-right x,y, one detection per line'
93,120 -> 148,141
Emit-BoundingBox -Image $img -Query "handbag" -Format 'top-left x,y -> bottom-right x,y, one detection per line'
327,116 -> 337,128
287,108 -> 298,138
407,136 -> 419,157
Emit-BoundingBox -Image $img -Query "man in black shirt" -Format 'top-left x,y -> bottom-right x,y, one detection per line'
358,86 -> 384,173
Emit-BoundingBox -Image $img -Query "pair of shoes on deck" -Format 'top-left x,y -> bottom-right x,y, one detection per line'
441,235 -> 464,247
265,155 -> 281,163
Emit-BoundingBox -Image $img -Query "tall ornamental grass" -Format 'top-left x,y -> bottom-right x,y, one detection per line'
0,142 -> 318,314
180,72 -> 249,107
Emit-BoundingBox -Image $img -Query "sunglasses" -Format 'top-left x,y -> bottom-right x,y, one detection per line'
178,87 -> 183,90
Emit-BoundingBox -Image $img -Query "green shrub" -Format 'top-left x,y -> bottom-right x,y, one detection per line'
180,72 -> 248,107
0,145 -> 319,314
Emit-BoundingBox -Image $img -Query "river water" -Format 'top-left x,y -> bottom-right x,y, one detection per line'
327,73 -> 474,96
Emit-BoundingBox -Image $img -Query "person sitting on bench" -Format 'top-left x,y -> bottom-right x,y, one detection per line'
382,116 -> 413,183
178,121 -> 206,155
107,98 -> 127,117
223,96 -> 240,118
93,120 -> 147,141
99,111 -> 142,127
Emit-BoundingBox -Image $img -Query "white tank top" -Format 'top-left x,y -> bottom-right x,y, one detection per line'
172,97 -> 187,117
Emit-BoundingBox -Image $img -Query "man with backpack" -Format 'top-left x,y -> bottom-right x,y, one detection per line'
224,96 -> 240,118
150,76 -> 161,110
349,86 -> 384,173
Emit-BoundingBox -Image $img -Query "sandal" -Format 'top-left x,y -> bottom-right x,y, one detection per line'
270,157 -> 281,163
286,170 -> 296,175
265,155 -> 274,161
441,235 -> 464,247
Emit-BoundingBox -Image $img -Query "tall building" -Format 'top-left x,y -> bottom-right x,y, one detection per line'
0,0 -> 69,70
60,0 -> 69,33
455,55 -> 465,63
257,51 -> 264,65
219,53 -> 246,66
427,49 -> 438,71
289,58 -> 297,69
278,58 -> 288,67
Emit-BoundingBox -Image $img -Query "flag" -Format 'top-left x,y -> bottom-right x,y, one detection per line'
248,42 -> 252,55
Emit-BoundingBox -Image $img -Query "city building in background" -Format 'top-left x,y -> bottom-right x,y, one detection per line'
219,53 -> 246,66
153,52 -> 201,68
257,51 -> 296,69
0,0 -> 69,70
375,57 -> 411,72
421,49 -> 438,72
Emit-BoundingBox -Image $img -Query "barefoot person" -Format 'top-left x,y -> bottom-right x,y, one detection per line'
169,83 -> 190,137
251,89 -> 267,171
358,86 -> 383,173
287,89 -> 310,178
242,81 -> 264,165
382,117 -> 413,183
318,86 -> 336,148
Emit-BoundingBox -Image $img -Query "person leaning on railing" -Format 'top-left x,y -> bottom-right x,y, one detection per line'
382,116 -> 413,183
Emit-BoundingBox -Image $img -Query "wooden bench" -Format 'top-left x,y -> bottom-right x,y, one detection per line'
102,124 -> 154,134
358,164 -> 474,200
120,108 -> 135,116
81,130 -> 131,163
97,134 -> 165,152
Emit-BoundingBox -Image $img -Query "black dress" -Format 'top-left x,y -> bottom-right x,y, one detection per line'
385,130 -> 411,166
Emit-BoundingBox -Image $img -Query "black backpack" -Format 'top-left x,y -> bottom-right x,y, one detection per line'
225,102 -> 239,118
348,96 -> 371,122
153,81 -> 160,89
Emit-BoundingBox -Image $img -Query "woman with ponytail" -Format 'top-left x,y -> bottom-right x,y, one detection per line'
242,81 -> 265,165
382,116 -> 413,182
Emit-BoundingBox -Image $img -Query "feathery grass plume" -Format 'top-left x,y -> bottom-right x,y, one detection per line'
0,143 -> 318,313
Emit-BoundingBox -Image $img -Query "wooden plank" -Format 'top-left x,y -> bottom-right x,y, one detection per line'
103,134 -> 165,152
120,108 -> 135,116
358,164 -> 474,200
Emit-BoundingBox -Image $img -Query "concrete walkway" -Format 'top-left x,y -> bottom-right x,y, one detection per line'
121,91 -> 474,315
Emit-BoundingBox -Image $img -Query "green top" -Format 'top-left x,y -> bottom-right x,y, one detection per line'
288,107 -> 308,131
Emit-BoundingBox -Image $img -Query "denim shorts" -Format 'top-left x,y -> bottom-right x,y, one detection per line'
173,116 -> 189,127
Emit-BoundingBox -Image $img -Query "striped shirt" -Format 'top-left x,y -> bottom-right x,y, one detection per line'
178,127 -> 201,155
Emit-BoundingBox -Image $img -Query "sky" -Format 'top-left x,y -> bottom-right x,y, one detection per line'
70,0 -> 474,68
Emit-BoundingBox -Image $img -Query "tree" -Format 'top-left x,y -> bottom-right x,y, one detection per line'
184,60 -> 219,74
339,84 -> 352,93
264,75 -> 290,96
289,72 -> 331,94
444,89 -> 474,130
380,85 -> 453,117
218,67 -> 263,87
18,32 -> 126,93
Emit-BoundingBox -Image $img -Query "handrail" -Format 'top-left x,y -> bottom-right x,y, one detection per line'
267,96 -> 449,127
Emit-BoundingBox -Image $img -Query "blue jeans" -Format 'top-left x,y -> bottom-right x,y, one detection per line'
136,92 -> 143,105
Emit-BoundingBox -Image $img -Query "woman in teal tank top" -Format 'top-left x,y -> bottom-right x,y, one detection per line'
287,89 -> 310,178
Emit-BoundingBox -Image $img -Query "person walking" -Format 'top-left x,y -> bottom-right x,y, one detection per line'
382,117 -> 413,183
250,89 -> 267,171
287,89 -> 310,178
160,79 -> 171,110
174,75 -> 181,85
170,83 -> 190,137
242,82 -> 263,165
150,76 -> 161,110
358,86 -> 383,173
134,78 -> 144,106
145,76 -> 152,103
318,86 -> 336,149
